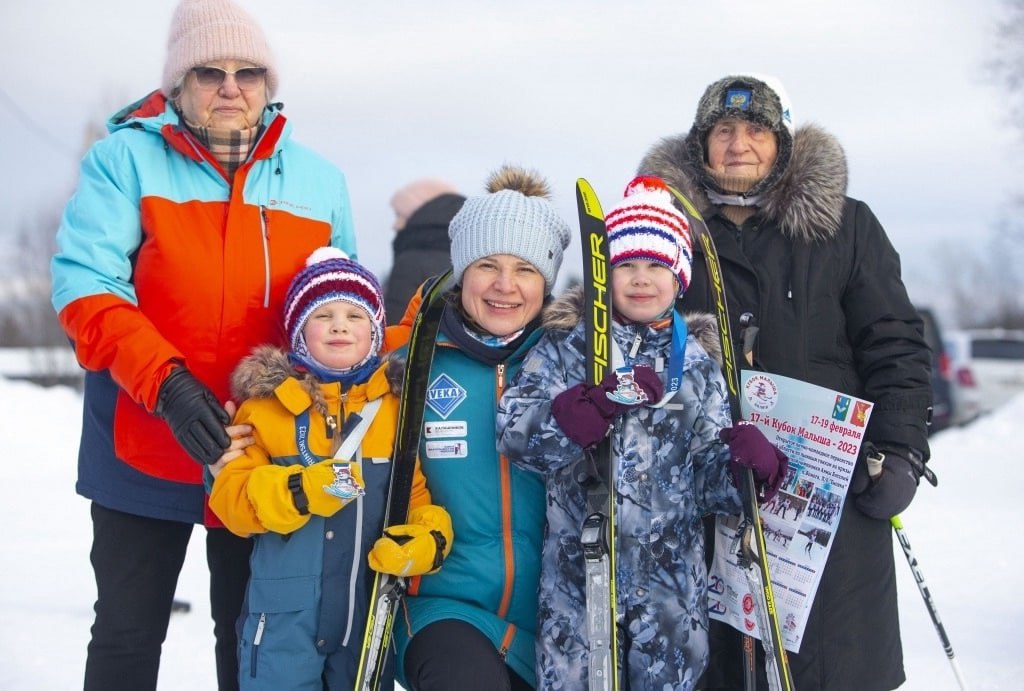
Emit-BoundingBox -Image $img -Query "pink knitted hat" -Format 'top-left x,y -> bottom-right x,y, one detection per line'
605,176 -> 693,296
161,0 -> 279,98
390,178 -> 460,230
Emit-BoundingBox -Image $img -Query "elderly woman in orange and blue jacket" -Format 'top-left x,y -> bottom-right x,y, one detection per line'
49,1 -> 355,689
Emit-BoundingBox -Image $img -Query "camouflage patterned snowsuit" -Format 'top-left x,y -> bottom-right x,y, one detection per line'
496,290 -> 743,691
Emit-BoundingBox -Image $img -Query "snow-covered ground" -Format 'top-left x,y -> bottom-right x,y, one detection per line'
1,376 -> 1020,689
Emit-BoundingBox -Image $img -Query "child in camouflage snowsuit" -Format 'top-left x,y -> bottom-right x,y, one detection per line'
496,177 -> 786,691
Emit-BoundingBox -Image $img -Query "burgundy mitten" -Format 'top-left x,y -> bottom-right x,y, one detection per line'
721,422 -> 789,503
552,366 -> 663,449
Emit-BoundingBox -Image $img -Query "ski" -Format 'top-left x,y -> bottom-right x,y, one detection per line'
576,177 -> 619,691
354,270 -> 452,691
666,184 -> 794,691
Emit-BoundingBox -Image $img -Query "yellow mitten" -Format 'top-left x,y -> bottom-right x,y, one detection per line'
247,460 -> 365,533
304,459 -> 364,517
367,505 -> 454,576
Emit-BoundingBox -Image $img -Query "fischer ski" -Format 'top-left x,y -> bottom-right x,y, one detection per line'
576,177 -> 619,691
353,271 -> 451,691
666,184 -> 794,691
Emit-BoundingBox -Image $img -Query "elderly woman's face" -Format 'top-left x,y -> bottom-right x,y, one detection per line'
176,59 -> 269,130
706,117 -> 778,179
460,254 -> 546,337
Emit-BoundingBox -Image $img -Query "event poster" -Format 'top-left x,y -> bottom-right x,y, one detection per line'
707,371 -> 873,653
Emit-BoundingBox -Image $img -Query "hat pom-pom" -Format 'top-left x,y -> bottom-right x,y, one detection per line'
624,176 -> 672,198
306,246 -> 349,266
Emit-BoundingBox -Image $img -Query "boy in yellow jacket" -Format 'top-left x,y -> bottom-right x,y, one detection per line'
208,247 -> 452,690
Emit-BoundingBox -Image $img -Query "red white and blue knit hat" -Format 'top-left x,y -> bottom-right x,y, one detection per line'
605,176 -> 693,296
283,247 -> 385,364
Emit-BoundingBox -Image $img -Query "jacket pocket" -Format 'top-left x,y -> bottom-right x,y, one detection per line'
245,575 -> 319,679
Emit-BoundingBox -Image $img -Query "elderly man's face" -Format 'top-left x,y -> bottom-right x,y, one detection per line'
706,117 -> 779,179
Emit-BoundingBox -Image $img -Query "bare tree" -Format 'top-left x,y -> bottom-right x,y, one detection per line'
0,103 -> 110,349
947,0 -> 1024,329
987,0 -> 1024,141
1,206 -> 68,347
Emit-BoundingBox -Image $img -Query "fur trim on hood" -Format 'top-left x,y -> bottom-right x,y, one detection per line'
542,286 -> 723,366
637,124 -> 848,243
230,345 -> 405,406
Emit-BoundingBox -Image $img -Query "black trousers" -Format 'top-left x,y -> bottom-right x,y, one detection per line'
84,503 -> 252,691
403,619 -> 532,691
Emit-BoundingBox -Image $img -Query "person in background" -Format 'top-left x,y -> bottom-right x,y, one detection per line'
208,248 -> 452,690
496,176 -> 787,690
384,178 -> 466,324
391,164 -> 572,690
638,72 -> 934,691
49,1 -> 356,688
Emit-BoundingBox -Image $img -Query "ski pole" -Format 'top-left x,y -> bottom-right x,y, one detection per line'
891,515 -> 970,691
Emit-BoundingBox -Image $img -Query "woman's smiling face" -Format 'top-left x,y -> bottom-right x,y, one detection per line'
459,254 -> 546,337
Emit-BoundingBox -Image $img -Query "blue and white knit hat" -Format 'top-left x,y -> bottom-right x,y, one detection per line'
605,176 -> 693,296
283,247 -> 385,366
448,164 -> 572,291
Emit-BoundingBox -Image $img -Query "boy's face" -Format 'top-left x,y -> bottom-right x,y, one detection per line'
302,300 -> 373,370
611,261 -> 678,323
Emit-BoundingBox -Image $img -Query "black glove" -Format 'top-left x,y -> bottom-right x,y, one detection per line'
156,367 -> 231,465
852,443 -> 931,520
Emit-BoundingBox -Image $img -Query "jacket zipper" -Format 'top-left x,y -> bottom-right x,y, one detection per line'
495,363 -> 516,619
259,206 -> 271,307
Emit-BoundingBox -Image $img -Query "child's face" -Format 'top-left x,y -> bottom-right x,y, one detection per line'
611,261 -> 678,323
302,300 -> 373,370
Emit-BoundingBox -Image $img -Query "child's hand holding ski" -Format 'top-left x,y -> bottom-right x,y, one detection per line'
721,422 -> 788,503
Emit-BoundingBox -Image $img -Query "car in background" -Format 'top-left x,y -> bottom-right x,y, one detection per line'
915,306 -> 954,435
962,329 -> 1024,414
943,330 -> 983,425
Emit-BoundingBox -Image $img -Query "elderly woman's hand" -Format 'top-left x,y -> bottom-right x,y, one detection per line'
208,401 -> 254,478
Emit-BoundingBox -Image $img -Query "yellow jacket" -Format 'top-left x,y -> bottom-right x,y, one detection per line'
209,347 -> 431,536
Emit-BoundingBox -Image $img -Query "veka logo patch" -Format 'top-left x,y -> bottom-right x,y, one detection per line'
425,374 -> 467,420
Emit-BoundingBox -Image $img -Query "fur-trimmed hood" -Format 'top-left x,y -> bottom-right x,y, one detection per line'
638,124 -> 848,243
543,286 -> 723,366
230,345 -> 404,404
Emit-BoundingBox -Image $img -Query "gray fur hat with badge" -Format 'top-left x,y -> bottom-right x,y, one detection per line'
686,73 -> 795,197
448,164 -> 571,292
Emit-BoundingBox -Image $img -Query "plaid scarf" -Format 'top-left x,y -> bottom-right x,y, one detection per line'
186,123 -> 262,179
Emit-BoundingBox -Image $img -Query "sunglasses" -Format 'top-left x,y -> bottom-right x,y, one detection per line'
191,66 -> 267,90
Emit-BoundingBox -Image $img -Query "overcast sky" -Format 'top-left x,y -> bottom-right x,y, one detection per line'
1,0 -> 1018,323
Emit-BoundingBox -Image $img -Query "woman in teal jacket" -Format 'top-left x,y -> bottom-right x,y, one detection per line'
392,165 -> 572,689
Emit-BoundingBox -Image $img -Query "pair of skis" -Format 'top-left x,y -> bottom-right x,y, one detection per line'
575,178 -> 792,691
353,272 -> 451,691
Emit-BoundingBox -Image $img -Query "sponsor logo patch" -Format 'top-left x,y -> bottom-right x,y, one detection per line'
424,420 -> 468,438
425,439 -> 469,459
426,374 -> 467,420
